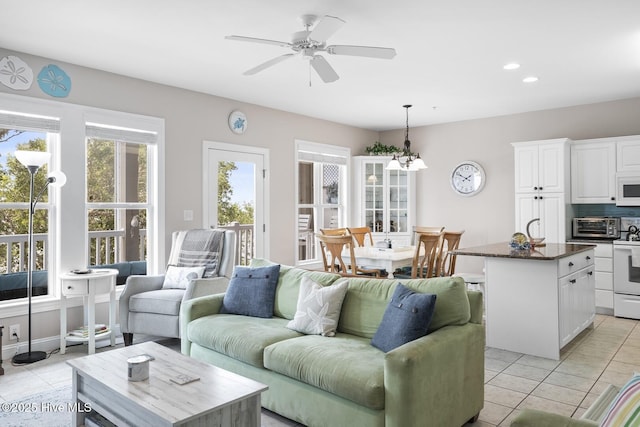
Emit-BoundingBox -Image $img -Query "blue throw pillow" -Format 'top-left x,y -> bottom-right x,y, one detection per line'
371,283 -> 437,352
220,264 -> 281,318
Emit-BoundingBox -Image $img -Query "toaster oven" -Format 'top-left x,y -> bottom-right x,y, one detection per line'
572,217 -> 620,239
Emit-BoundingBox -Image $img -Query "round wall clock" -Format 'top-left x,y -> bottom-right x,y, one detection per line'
450,161 -> 486,196
228,110 -> 248,134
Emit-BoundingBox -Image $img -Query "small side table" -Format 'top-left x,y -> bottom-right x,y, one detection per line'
60,269 -> 118,355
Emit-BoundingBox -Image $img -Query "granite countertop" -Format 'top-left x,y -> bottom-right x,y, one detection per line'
452,242 -> 597,260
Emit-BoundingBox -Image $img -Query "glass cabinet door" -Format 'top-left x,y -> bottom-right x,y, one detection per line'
362,160 -> 410,234
364,162 -> 384,232
388,169 -> 408,233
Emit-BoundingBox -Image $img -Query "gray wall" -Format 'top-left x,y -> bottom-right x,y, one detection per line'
2,47 -> 640,347
379,98 -> 640,272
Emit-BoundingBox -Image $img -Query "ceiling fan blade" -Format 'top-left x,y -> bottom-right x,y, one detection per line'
225,35 -> 292,48
326,45 -> 397,59
308,15 -> 345,43
310,55 -> 339,83
244,53 -> 296,75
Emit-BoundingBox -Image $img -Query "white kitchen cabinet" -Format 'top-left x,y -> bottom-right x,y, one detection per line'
559,262 -> 596,347
351,156 -> 416,245
594,243 -> 614,312
617,138 -> 640,172
514,139 -> 567,194
470,245 -> 595,360
513,138 -> 570,243
515,192 -> 565,243
570,140 -> 616,203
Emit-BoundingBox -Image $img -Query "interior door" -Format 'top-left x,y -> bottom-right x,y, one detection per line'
204,141 -> 268,260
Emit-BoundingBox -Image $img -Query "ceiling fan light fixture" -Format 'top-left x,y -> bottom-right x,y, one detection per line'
226,14 -> 396,83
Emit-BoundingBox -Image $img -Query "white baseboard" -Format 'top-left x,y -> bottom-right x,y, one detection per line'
2,324 -> 123,362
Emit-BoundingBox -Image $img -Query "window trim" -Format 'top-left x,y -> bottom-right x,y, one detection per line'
0,92 -> 164,317
295,139 -> 350,267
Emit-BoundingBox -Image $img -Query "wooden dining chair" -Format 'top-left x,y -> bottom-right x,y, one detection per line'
316,233 -> 383,278
320,227 -> 348,236
394,231 -> 444,279
411,226 -> 445,245
411,231 -> 444,279
347,226 -> 374,247
436,230 -> 465,276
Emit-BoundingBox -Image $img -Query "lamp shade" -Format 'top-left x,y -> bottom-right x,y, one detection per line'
412,156 -> 427,170
48,170 -> 67,187
386,157 -> 402,171
15,150 -> 50,168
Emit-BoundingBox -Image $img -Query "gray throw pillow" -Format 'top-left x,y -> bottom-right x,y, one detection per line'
220,264 -> 281,318
286,277 -> 349,337
371,283 -> 437,352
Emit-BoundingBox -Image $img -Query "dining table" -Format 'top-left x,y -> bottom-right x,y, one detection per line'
343,246 -> 422,278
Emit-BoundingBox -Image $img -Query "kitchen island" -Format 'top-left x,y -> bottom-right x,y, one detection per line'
453,242 -> 596,360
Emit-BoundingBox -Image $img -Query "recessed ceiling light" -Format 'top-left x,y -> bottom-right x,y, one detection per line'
523,76 -> 539,83
503,63 -> 520,70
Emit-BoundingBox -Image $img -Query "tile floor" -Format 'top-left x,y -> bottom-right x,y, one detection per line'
1,314 -> 638,427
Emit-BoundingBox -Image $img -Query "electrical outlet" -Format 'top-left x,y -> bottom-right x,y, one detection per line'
9,324 -> 20,341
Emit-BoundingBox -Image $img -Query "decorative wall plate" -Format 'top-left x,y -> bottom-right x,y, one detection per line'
228,110 -> 248,134
37,64 -> 71,98
0,55 -> 33,90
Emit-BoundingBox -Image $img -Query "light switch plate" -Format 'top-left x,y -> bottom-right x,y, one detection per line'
183,210 -> 193,221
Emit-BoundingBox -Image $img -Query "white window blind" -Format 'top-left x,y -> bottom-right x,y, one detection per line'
86,123 -> 157,144
0,111 -> 60,132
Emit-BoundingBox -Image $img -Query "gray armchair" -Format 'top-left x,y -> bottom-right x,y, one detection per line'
119,229 -> 236,345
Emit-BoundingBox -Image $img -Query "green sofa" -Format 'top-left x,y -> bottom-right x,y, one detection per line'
181,259 -> 485,427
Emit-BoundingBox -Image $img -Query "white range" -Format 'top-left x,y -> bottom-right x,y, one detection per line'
613,217 -> 640,319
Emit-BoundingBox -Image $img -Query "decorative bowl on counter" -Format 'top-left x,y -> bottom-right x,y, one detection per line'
529,237 -> 546,247
509,232 -> 531,250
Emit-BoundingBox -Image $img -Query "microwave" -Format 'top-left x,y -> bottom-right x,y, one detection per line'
616,172 -> 640,206
572,217 -> 620,239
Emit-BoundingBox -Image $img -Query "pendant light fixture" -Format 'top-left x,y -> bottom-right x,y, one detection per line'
386,105 -> 427,171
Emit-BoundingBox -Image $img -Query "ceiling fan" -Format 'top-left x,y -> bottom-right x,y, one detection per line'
225,14 -> 396,83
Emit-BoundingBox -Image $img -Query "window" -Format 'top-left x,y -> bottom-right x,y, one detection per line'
85,123 -> 156,274
0,93 -> 164,312
0,112 -> 60,301
296,141 -> 349,264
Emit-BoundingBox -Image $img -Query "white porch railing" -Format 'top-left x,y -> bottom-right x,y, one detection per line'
217,222 -> 254,266
0,229 -> 147,273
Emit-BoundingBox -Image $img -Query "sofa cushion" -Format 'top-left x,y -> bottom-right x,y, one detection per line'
220,264 -> 280,318
600,373 -> 640,427
129,289 -> 185,315
286,277 -> 348,336
371,283 -> 437,352
250,258 -> 341,319
264,334 -> 385,410
339,276 -> 470,339
187,314 -> 301,368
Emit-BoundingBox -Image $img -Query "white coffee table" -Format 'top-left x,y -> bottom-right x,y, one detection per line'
66,341 -> 268,427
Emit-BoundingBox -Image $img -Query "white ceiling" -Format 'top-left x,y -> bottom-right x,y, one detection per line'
2,0 -> 640,131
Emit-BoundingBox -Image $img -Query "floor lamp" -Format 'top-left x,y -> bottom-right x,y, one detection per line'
12,150 -> 66,364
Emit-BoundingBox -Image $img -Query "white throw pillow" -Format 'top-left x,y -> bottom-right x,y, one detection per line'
162,265 -> 206,289
286,276 -> 349,337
